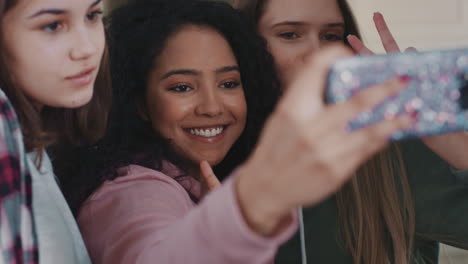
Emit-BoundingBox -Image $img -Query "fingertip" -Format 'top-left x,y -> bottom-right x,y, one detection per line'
200,160 -> 209,169
346,34 -> 360,47
405,47 -> 418,53
346,34 -> 359,45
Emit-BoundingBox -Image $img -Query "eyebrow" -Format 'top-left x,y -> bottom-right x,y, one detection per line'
272,21 -> 345,29
161,65 -> 240,80
216,66 -> 240,74
28,0 -> 102,19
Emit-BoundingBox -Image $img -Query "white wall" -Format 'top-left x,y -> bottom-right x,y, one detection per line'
348,0 -> 468,52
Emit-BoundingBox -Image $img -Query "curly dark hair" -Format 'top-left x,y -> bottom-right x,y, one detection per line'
54,0 -> 281,215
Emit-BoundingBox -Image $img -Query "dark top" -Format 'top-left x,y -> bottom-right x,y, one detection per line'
275,139 -> 468,263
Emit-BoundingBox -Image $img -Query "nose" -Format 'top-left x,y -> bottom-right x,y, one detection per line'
195,85 -> 224,117
300,37 -> 321,63
70,27 -> 98,61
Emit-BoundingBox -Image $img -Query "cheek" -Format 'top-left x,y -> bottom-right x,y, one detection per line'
149,95 -> 191,135
267,42 -> 306,86
6,36 -> 61,97
93,24 -> 106,59
10,32 -> 66,82
227,93 -> 247,127
237,99 -> 247,126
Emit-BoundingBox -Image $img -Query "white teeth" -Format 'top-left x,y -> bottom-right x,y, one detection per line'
189,127 -> 224,138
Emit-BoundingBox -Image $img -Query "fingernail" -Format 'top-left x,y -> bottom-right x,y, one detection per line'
399,75 -> 412,83
374,11 -> 382,16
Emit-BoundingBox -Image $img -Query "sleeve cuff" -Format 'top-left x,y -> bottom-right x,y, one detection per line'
199,171 -> 299,262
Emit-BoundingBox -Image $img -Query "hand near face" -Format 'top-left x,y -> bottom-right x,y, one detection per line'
234,45 -> 415,236
200,161 -> 221,196
348,12 -> 468,170
347,12 -> 416,55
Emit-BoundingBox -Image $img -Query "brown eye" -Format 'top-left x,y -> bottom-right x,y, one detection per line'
220,81 -> 240,89
278,32 -> 300,40
41,21 -> 63,33
168,84 -> 193,93
321,33 -> 343,42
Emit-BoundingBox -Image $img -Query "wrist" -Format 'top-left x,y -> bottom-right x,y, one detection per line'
234,162 -> 293,237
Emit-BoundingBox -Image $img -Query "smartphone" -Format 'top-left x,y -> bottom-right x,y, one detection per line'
326,48 -> 468,140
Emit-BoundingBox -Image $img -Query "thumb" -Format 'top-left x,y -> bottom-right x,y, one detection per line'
200,161 -> 221,190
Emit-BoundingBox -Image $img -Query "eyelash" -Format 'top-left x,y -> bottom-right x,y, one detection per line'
168,81 -> 240,93
86,9 -> 104,22
168,84 -> 193,93
41,21 -> 63,33
277,32 -> 344,43
278,32 -> 300,40
321,33 -> 344,42
220,81 -> 241,89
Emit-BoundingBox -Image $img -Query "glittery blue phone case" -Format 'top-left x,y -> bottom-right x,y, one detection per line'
326,48 -> 468,140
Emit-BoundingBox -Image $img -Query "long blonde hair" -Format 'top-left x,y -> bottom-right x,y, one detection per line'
337,143 -> 415,263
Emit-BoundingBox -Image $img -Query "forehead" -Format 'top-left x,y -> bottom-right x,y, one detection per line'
156,25 -> 237,69
261,0 -> 344,25
10,0 -> 98,16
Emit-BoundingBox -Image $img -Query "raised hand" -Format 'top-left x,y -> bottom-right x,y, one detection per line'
347,12 -> 468,170
234,45 -> 415,236
200,161 -> 221,196
347,12 -> 416,55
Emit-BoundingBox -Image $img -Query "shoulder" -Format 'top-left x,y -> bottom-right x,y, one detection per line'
0,89 -> 24,157
0,89 -> 27,187
84,164 -> 192,205
78,165 -> 196,233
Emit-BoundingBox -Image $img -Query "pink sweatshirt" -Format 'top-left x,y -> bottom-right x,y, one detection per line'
77,164 -> 298,264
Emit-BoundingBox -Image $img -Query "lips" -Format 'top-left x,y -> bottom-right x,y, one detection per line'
66,67 -> 96,86
189,126 -> 224,137
183,125 -> 228,141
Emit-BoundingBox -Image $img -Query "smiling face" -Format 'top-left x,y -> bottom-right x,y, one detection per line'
145,25 -> 247,169
258,0 -> 345,87
1,0 -> 105,109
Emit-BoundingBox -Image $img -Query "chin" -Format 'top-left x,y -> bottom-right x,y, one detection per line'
62,88 -> 94,109
190,155 -> 222,167
204,156 -> 226,167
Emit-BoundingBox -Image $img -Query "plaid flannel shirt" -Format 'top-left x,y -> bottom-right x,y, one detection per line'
0,89 -> 38,264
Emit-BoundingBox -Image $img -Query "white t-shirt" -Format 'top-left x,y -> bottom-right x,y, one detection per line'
28,151 -> 90,264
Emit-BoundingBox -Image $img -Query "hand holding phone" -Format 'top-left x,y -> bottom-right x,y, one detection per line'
326,48 -> 468,140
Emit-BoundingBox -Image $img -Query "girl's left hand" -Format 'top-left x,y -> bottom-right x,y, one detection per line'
347,12 -> 468,170
200,161 -> 221,196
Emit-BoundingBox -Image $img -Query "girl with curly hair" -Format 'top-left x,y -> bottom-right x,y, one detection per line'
60,0 -> 414,263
